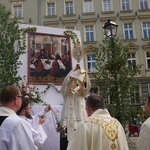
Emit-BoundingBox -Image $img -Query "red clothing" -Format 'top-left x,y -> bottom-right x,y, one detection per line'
50,60 -> 59,77
129,124 -> 138,134
35,59 -> 43,73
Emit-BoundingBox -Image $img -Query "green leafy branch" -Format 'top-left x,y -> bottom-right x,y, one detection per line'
64,30 -> 79,46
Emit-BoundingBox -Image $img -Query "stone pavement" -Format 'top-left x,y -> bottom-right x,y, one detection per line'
127,137 -> 138,150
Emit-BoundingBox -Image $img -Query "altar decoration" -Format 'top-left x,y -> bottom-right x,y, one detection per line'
64,30 -> 84,62
19,77 -> 50,103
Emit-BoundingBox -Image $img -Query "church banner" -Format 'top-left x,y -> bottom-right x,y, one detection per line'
28,32 -> 72,85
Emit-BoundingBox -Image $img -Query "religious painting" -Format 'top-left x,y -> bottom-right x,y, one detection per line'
28,32 -> 72,85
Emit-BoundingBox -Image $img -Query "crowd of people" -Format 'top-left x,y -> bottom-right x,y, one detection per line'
0,83 -> 150,150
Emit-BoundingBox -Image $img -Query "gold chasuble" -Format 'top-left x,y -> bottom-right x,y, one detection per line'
67,109 -> 129,150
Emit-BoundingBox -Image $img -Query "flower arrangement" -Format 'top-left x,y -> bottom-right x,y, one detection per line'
19,77 -> 50,104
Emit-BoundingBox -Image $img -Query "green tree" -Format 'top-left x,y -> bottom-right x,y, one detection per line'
0,4 -> 36,91
94,38 -> 143,126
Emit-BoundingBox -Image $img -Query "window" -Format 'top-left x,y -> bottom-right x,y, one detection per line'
146,52 -> 150,69
82,19 -> 96,42
124,23 -> 134,39
47,3 -> 55,16
87,55 -> 96,72
102,0 -> 111,11
65,1 -> 73,14
13,5 -> 22,18
139,0 -> 149,9
128,53 -> 136,69
131,86 -> 140,104
84,0 -> 93,13
85,26 -> 94,41
121,0 -> 130,10
142,22 -> 150,38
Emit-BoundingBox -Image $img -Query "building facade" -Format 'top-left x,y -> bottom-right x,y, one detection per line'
1,0 -> 150,104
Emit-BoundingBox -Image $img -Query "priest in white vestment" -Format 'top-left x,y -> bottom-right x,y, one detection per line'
59,37 -> 91,149
136,96 -> 150,150
67,94 -> 129,150
61,64 -> 91,140
0,85 -> 37,150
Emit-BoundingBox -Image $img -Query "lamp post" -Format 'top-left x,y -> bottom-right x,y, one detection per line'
103,20 -> 118,39
103,20 -> 118,58
103,20 -> 121,122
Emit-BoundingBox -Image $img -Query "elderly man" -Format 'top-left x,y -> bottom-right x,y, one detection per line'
0,85 -> 37,150
67,94 -> 129,150
136,96 -> 150,150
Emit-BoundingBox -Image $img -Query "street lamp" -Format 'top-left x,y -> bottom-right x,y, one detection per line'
103,20 -> 118,58
103,20 -> 121,122
103,20 -> 118,39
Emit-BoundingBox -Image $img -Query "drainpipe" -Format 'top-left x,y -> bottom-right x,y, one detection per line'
37,0 -> 41,25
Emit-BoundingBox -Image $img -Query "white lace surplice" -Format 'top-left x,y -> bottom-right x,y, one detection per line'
61,66 -> 91,140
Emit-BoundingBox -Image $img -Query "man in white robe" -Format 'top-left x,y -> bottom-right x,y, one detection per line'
0,85 -> 37,150
61,64 -> 91,139
60,64 -> 91,150
136,96 -> 150,150
17,98 -> 49,149
67,94 -> 129,150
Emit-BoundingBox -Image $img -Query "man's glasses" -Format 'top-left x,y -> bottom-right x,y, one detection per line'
25,107 -> 31,110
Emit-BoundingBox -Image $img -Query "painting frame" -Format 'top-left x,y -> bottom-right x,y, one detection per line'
28,32 -> 72,85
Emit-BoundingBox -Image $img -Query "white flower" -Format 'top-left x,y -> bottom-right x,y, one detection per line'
32,93 -> 37,99
26,87 -> 30,94
31,91 -> 35,95
25,95 -> 29,98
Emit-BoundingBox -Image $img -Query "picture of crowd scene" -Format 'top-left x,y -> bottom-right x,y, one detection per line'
28,33 -> 72,84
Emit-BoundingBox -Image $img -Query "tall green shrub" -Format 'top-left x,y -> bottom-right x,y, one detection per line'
94,38 -> 143,125
0,4 -> 36,91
